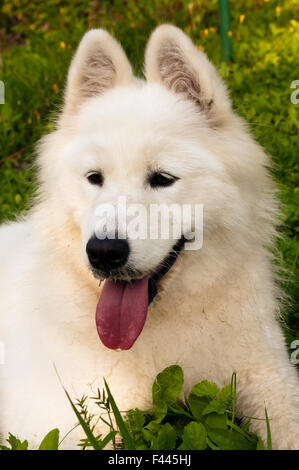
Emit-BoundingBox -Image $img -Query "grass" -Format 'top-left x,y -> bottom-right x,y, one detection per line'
0,365 -> 273,450
0,1 -> 298,349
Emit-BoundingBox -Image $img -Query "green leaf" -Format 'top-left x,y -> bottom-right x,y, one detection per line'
227,419 -> 258,445
1,433 -> 28,450
171,416 -> 192,439
202,399 -> 227,416
127,408 -> 145,433
188,394 -> 210,422
256,437 -> 265,450
16,440 -> 29,450
152,365 -> 184,421
179,422 -> 207,450
142,422 -> 161,444
191,380 -> 219,398
38,428 -> 60,450
104,378 -> 135,450
126,409 -> 147,449
205,414 -> 256,450
152,423 -> 177,450
228,431 -> 257,450
145,421 -> 161,434
205,413 -> 228,430
141,428 -> 155,445
218,384 -> 233,405
204,413 -> 228,448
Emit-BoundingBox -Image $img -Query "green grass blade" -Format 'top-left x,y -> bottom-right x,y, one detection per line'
226,420 -> 254,441
256,437 -> 265,450
100,431 -> 118,450
265,408 -> 272,450
64,388 -> 102,450
206,436 -> 220,450
104,378 -> 135,450
228,372 -> 237,448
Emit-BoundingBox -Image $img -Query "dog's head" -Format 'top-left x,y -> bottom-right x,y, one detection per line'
38,26 -> 275,350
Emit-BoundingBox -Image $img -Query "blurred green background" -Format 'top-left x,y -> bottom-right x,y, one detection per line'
0,0 -> 298,355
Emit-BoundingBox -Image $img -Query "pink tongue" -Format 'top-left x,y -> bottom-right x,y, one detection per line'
96,275 -> 150,350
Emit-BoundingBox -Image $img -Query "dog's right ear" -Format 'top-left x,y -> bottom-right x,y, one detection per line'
63,29 -> 133,114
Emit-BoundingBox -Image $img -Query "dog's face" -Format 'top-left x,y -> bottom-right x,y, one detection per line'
39,26 -> 268,350
50,26 -> 236,278
62,85 -> 228,280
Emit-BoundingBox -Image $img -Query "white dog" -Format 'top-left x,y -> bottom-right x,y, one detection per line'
0,25 -> 298,449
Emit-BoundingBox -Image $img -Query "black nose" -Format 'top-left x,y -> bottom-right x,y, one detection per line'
86,237 -> 130,272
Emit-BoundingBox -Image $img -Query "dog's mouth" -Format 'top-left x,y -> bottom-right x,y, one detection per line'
95,236 -> 185,351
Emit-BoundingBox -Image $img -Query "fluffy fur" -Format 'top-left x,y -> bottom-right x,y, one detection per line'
0,25 -> 298,449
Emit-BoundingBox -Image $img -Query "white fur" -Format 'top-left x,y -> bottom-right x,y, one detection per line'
0,25 -> 298,449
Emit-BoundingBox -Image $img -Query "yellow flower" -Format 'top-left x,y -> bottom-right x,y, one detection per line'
276,6 -> 281,16
209,27 -> 216,33
228,30 -> 232,37
289,26 -> 294,33
15,194 -> 22,205
53,84 -> 59,94
204,28 -> 209,36
60,41 -> 66,49
197,44 -> 205,51
239,14 -> 245,24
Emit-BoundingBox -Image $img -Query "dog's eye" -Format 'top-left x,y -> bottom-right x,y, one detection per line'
149,172 -> 178,188
87,172 -> 104,186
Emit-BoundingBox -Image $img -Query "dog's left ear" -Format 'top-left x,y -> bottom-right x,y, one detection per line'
63,29 -> 133,114
145,25 -> 232,127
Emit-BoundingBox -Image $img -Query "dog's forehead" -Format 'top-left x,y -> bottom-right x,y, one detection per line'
73,83 -> 203,140
65,83 -> 221,173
